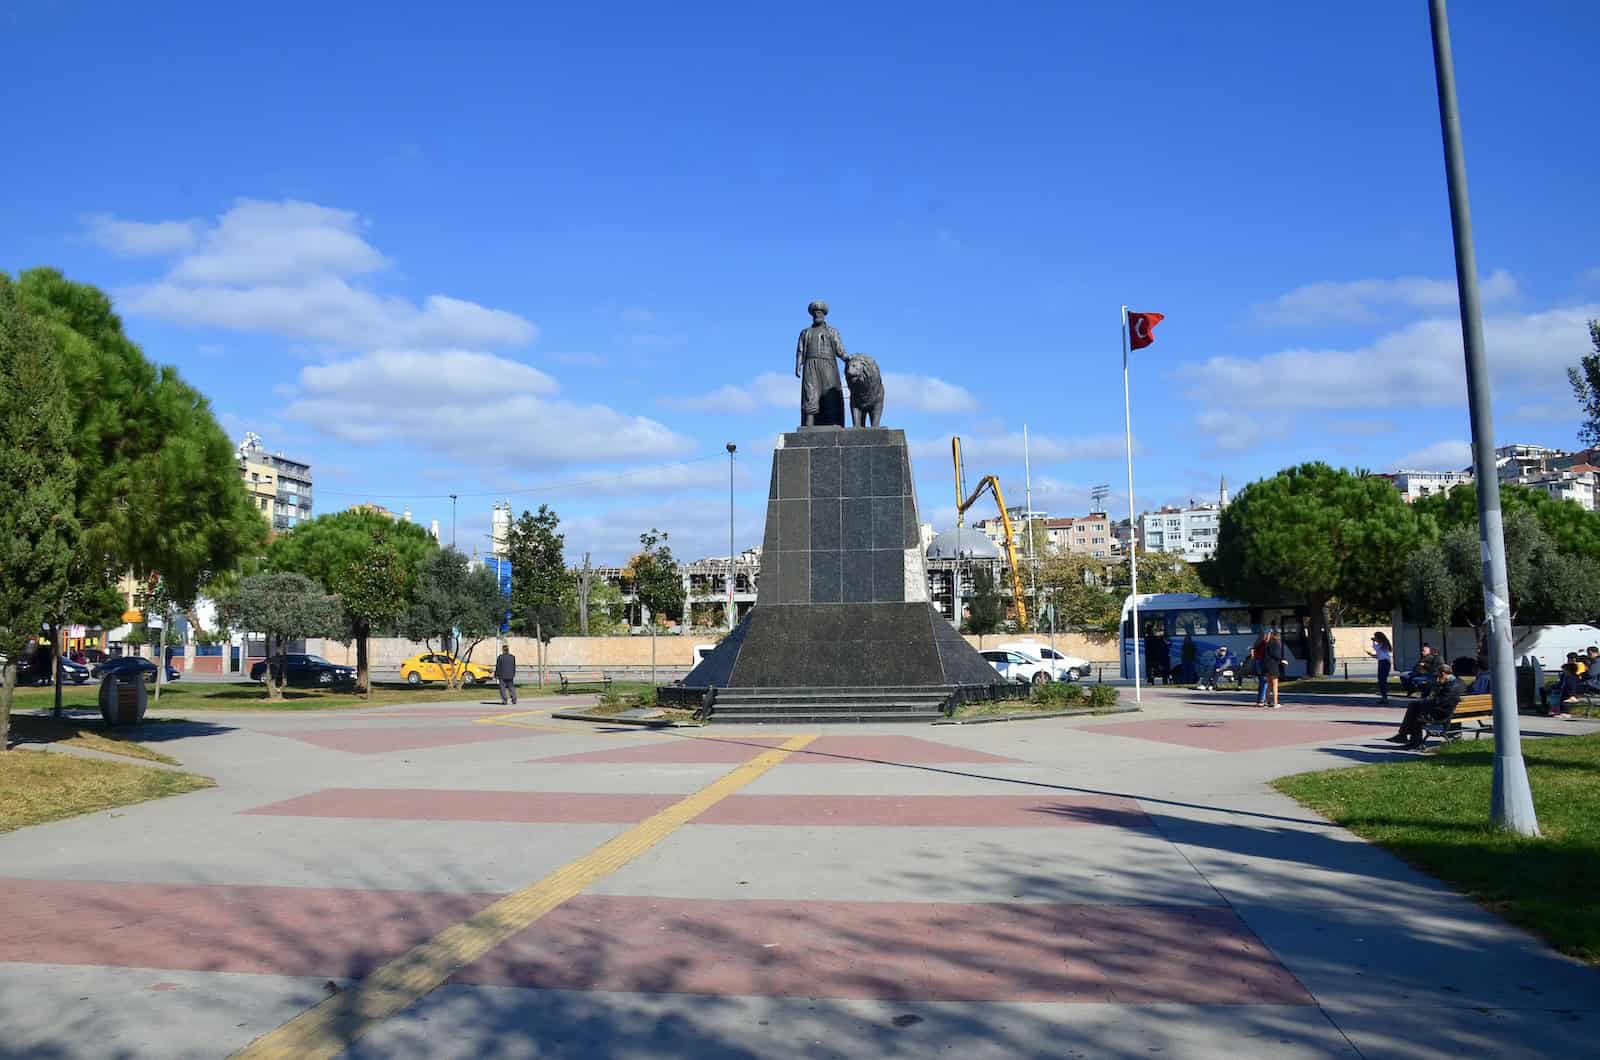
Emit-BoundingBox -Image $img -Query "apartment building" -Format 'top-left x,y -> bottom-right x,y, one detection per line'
1141,503 -> 1222,563
237,433 -> 314,532
1386,468 -> 1474,502
1042,513 -> 1113,558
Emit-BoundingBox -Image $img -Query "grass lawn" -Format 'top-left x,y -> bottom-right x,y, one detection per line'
8,714 -> 181,764
7,679 -> 592,713
1275,732 -> 1600,964
0,751 -> 214,834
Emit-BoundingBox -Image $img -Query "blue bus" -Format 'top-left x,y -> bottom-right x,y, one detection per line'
1119,593 -> 1325,682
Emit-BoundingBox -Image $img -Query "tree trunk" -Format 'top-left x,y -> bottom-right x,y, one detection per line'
51,621 -> 64,718
264,634 -> 282,701
355,621 -> 371,698
0,660 -> 16,751
1307,595 -> 1331,677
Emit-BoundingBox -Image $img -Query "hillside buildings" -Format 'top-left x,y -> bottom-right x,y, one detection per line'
1380,443 -> 1600,511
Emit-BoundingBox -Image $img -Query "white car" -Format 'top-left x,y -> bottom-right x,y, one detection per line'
980,648 -> 1054,685
997,642 -> 1091,682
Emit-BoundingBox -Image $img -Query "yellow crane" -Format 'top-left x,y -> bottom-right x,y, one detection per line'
951,436 -> 1028,627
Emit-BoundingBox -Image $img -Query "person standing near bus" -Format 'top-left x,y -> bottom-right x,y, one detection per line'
1250,634 -> 1269,705
1262,629 -> 1285,709
1367,631 -> 1393,704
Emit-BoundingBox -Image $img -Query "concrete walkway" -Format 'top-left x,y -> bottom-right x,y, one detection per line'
1,688 -> 1596,1059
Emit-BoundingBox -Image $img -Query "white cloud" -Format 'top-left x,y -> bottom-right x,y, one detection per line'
1391,440 -> 1472,471
662,370 -> 976,416
284,349 -> 691,467
82,213 -> 199,256
1181,303 -> 1600,410
1194,410 -> 1278,454
170,200 -> 387,284
911,431 -> 1129,465
94,199 -> 535,351
1251,269 -> 1519,326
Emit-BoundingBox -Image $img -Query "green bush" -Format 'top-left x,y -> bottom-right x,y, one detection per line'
1085,683 -> 1121,709
1031,681 -> 1085,707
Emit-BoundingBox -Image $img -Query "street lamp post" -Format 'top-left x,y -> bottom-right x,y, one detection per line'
1428,0 -> 1537,835
449,494 -> 458,549
726,443 -> 737,631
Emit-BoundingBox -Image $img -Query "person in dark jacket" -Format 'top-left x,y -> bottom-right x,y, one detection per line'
1385,657 -> 1474,749
1261,630 -> 1285,708
494,644 -> 518,705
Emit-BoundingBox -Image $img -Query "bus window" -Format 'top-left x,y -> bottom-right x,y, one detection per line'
1218,608 -> 1250,634
1172,610 -> 1214,637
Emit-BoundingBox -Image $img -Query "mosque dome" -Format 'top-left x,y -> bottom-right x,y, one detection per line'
926,528 -> 1003,560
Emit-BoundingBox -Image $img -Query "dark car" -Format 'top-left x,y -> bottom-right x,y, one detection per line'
91,656 -> 181,684
250,654 -> 357,688
57,658 -> 90,684
10,654 -> 90,685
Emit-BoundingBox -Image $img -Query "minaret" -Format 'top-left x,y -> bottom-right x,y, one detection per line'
1220,475 -> 1229,507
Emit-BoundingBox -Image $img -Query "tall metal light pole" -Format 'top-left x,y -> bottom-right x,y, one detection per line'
1428,0 -> 1538,835
726,443 -> 737,630
449,493 -> 458,549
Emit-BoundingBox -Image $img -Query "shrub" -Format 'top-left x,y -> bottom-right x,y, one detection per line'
1031,681 -> 1085,708
1085,683 -> 1121,710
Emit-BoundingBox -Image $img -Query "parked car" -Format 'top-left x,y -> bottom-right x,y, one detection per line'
979,648 -> 1054,685
250,654 -> 357,688
91,656 -> 181,683
57,657 -> 90,684
996,642 -> 1091,682
398,652 -> 494,686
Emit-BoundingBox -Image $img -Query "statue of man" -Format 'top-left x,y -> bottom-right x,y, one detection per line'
795,300 -> 848,427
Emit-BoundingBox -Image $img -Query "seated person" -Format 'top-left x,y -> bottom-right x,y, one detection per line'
1583,647 -> 1600,693
1467,668 -> 1491,695
1399,644 -> 1443,696
1202,646 -> 1236,690
1384,657 -> 1474,750
1545,662 -> 1582,718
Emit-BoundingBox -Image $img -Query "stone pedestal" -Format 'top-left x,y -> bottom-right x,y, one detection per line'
682,427 -> 999,695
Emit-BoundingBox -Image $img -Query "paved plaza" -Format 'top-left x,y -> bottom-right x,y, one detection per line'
2,687 -> 1597,1059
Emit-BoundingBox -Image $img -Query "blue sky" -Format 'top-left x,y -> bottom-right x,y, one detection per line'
4,0 -> 1597,564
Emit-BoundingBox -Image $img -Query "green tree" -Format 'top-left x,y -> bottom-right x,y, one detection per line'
13,268 -> 267,621
215,573 -> 345,700
1207,463 -> 1421,675
0,278 -> 78,749
966,567 -> 1004,635
626,529 -> 685,627
505,505 -> 574,643
267,510 -> 436,693
1114,551 -> 1209,597
1567,319 -> 1600,447
1037,551 -> 1121,631
401,548 -> 506,688
1414,481 -> 1600,561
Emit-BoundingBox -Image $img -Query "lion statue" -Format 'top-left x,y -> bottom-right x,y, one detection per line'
845,354 -> 884,427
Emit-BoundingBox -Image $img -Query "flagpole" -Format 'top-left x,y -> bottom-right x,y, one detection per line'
1122,305 -> 1142,704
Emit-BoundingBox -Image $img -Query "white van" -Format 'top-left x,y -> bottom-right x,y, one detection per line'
1512,625 -> 1600,670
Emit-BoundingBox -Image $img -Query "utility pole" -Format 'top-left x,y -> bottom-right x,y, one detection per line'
449,494 -> 458,549
1024,425 -> 1037,630
726,443 -> 737,631
1428,0 -> 1537,834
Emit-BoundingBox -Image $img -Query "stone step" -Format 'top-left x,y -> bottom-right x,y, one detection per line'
712,686 -> 953,699
713,693 -> 950,707
709,711 -> 945,725
713,700 -> 947,715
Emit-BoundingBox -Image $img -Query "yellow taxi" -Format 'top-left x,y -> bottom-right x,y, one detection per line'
398,652 -> 495,687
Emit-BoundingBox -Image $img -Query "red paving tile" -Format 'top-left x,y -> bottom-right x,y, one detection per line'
0,879 -> 495,978
270,725 -> 542,754
1086,716 -> 1389,752
243,788 -> 678,823
453,895 -> 1311,1004
239,791 -> 1148,828
539,734 -> 1016,766
696,794 -> 1150,828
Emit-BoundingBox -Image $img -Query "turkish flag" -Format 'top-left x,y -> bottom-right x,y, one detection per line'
1127,311 -> 1164,350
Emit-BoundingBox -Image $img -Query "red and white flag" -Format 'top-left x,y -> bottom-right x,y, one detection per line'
1127,311 -> 1164,350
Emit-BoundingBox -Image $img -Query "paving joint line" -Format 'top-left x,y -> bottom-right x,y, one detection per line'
228,732 -> 818,1060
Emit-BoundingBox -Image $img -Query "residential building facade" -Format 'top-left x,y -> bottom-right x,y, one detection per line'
1385,468 -> 1474,503
237,433 -> 314,532
1042,513 -> 1113,558
1141,503 -> 1222,563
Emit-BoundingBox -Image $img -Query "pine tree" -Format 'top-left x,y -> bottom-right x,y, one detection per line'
0,279 -> 78,747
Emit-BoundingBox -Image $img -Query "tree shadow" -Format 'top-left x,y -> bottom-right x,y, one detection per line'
8,711 -> 237,751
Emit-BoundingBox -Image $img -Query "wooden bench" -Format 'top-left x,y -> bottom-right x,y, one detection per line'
1422,693 -> 1494,746
557,670 -> 612,694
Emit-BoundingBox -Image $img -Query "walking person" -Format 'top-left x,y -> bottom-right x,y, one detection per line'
1250,633 -> 1269,706
1367,631 -> 1393,703
494,643 -> 518,705
1262,629 -> 1285,709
